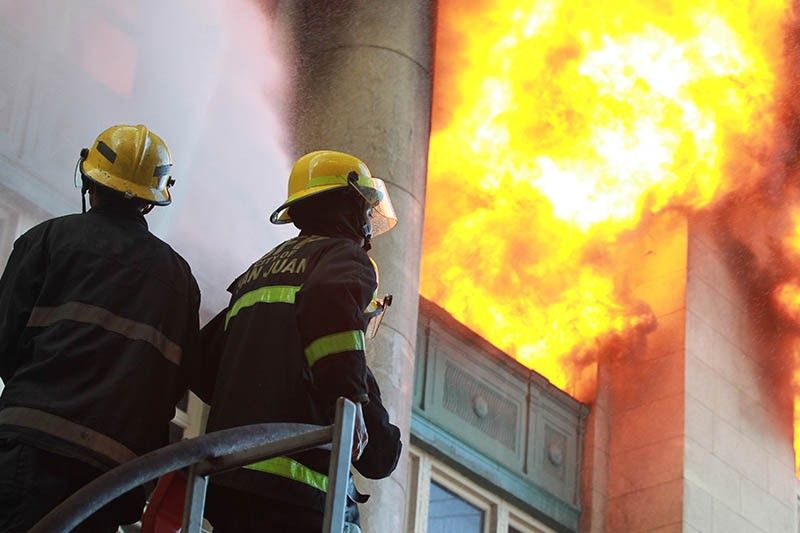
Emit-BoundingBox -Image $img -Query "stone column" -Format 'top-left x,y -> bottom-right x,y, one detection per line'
681,213 -> 796,532
579,361 -> 611,532
279,2 -> 435,530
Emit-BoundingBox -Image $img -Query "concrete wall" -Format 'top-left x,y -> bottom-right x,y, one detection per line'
583,212 -> 798,532
683,213 -> 796,533
606,214 -> 688,532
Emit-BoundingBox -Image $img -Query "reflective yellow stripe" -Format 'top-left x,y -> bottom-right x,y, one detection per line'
307,175 -> 348,188
26,302 -> 182,365
304,330 -> 365,367
244,456 -> 328,492
225,285 -> 301,329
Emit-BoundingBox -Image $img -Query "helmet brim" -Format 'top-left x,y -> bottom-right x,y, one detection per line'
269,182 -> 347,224
81,163 -> 171,205
269,176 -> 398,237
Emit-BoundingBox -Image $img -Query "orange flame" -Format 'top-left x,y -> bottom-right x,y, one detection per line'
775,280 -> 800,324
782,333 -> 800,477
422,0 -> 787,399
774,207 -> 800,475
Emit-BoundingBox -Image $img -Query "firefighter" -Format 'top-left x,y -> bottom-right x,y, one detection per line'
199,150 -> 402,533
0,125 -> 200,532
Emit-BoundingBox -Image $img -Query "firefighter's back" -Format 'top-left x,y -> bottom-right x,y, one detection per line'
207,234 -> 355,427
205,232 -> 375,517
0,205 -> 199,457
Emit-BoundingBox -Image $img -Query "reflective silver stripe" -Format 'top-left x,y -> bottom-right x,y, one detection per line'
0,407 -> 137,465
27,302 -> 182,365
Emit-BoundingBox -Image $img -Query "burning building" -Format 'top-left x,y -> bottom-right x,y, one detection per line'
422,0 -> 800,531
1,0 -> 799,531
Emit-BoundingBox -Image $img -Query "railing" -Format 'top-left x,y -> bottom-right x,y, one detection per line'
31,398 -> 356,533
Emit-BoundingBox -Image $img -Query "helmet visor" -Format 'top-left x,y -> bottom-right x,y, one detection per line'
352,177 -> 397,237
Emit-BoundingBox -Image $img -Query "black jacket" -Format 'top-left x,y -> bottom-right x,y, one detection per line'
0,204 -> 200,467
200,233 -> 401,517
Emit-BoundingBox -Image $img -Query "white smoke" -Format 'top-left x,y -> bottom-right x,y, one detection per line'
0,0 -> 295,317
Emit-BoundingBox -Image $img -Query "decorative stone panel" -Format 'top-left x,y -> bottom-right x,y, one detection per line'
413,297 -> 588,529
442,361 -> 519,451
530,386 -> 582,503
420,321 -> 528,472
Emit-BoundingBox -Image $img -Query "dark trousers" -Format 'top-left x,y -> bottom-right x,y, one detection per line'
205,484 -> 325,533
0,438 -> 144,532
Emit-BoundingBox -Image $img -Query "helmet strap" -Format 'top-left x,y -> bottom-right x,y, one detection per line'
76,148 -> 89,213
80,178 -> 90,214
347,173 -> 376,250
361,209 -> 373,251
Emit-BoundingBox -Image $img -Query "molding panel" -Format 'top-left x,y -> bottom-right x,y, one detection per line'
413,297 -> 588,531
422,320 -> 528,471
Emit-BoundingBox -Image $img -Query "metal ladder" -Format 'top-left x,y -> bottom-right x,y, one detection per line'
30,398 -> 357,533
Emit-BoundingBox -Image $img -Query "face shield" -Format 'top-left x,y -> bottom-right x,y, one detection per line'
348,173 -> 397,237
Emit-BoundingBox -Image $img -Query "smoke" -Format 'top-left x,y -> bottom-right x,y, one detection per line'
675,7 -> 800,465
0,0 -> 295,318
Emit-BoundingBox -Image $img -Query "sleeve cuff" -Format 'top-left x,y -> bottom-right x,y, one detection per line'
349,393 -> 370,404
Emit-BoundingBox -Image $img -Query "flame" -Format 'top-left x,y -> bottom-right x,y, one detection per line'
774,208 -> 800,475
782,207 -> 800,258
775,280 -> 800,324
784,334 -> 800,477
422,0 -> 787,399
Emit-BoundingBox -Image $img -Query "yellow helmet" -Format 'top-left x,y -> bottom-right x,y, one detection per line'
80,124 -> 174,205
270,150 -> 397,237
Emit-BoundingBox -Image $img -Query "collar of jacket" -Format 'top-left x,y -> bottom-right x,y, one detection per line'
88,203 -> 148,230
299,229 -> 362,246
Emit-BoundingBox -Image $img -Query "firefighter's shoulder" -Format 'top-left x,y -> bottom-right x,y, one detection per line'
311,237 -> 376,289
10,214 -> 79,251
141,233 -> 200,298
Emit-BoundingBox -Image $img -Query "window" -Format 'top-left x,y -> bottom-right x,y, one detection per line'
428,481 -> 485,533
407,446 -> 556,533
